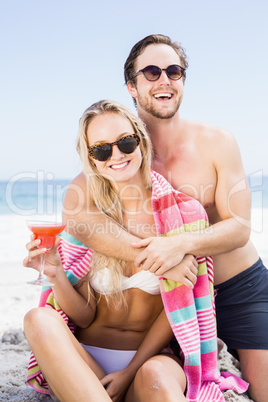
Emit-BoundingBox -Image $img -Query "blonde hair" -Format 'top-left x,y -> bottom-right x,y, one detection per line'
77,100 -> 152,308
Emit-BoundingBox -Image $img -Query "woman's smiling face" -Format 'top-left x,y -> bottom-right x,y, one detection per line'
87,112 -> 143,186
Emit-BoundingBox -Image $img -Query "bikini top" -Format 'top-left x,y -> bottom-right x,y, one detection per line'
90,267 -> 160,295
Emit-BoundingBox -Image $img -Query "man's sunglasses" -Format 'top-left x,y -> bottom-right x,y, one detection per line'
132,64 -> 185,82
88,134 -> 141,162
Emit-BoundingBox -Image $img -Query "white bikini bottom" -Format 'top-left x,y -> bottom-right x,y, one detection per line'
81,344 -> 137,374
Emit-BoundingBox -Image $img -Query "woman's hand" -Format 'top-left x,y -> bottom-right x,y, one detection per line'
101,368 -> 134,402
23,234 -> 62,280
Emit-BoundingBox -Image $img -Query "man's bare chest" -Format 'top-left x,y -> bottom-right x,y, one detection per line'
152,158 -> 217,210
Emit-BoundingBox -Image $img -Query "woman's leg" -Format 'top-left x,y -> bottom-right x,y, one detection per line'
125,354 -> 187,402
24,307 -> 111,402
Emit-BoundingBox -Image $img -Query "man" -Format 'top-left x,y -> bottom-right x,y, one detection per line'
123,34 -> 268,402
64,35 -> 268,401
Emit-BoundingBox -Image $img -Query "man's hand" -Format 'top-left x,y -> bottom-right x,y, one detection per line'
132,235 -> 187,272
132,237 -> 197,289
160,255 -> 198,289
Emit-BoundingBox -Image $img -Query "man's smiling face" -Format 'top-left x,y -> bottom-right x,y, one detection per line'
128,44 -> 185,119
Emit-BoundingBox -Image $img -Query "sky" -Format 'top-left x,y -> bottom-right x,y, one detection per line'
1,0 -> 268,183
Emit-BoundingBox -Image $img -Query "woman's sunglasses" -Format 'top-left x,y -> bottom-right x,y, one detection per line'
88,134 -> 141,162
132,64 -> 185,82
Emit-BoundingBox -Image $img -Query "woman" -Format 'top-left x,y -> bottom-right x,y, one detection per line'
24,100 -> 247,402
24,100 -> 189,402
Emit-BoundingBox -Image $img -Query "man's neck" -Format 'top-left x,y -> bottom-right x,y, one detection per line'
137,108 -> 185,162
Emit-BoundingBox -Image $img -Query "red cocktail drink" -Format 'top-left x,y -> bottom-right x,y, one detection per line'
26,220 -> 66,286
28,223 -> 66,249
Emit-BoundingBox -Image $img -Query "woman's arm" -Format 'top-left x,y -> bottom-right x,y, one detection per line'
122,308 -> 175,375
100,309 -> 175,400
49,268 -> 96,329
24,236 -> 96,328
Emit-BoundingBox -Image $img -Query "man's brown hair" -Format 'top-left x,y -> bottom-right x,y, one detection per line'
124,34 -> 188,86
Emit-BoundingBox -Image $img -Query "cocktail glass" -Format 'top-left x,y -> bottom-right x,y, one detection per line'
26,220 -> 66,286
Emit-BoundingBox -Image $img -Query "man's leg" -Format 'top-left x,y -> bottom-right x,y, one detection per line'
125,354 -> 187,402
24,307 -> 111,402
215,259 -> 268,402
238,349 -> 268,402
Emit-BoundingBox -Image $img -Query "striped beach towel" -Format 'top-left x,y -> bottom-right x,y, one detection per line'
150,171 -> 248,401
27,170 -> 248,400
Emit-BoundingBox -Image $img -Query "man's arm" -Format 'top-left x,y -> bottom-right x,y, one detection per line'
64,127 -> 251,273
62,172 -> 141,261
203,127 -> 251,252
133,128 -> 251,271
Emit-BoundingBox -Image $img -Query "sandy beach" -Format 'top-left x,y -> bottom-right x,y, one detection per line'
0,265 -> 258,402
0,263 -> 51,401
1,209 -> 267,401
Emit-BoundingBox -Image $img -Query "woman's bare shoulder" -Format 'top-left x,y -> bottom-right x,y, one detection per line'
69,172 -> 87,187
63,172 -> 91,213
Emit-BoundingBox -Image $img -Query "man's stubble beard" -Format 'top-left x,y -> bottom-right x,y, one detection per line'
137,93 -> 183,120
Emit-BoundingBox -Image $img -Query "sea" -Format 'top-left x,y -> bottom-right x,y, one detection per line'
0,175 -> 267,264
